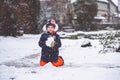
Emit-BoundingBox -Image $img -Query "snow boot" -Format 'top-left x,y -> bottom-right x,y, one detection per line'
51,56 -> 64,67
40,60 -> 48,66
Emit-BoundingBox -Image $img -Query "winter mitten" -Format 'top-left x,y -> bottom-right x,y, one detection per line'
46,37 -> 55,47
51,41 -> 55,48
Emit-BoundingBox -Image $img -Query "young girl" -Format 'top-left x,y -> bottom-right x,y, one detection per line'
39,23 -> 64,67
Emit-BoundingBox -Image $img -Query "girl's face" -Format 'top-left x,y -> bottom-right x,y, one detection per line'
47,26 -> 55,33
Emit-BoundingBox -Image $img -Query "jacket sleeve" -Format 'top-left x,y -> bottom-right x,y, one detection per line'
54,35 -> 61,49
39,34 -> 47,48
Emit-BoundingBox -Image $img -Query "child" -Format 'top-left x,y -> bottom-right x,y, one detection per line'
39,23 -> 64,67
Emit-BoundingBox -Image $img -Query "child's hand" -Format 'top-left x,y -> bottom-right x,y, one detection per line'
46,37 -> 55,48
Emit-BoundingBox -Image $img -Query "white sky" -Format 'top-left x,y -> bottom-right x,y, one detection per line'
112,0 -> 118,6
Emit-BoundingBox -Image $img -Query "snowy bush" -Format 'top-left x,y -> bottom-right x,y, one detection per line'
81,40 -> 92,47
116,46 -> 120,52
98,31 -> 120,53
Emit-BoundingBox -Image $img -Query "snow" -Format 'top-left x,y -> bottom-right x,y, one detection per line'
71,0 -> 77,3
98,0 -> 108,3
0,30 -> 120,80
94,16 -> 106,20
115,13 -> 120,18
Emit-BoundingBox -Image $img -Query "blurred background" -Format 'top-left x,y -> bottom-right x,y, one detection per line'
0,0 -> 120,36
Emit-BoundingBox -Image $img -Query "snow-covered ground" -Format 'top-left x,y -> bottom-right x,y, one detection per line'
0,30 -> 120,80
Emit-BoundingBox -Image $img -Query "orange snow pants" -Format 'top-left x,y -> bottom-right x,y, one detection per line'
40,56 -> 64,67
